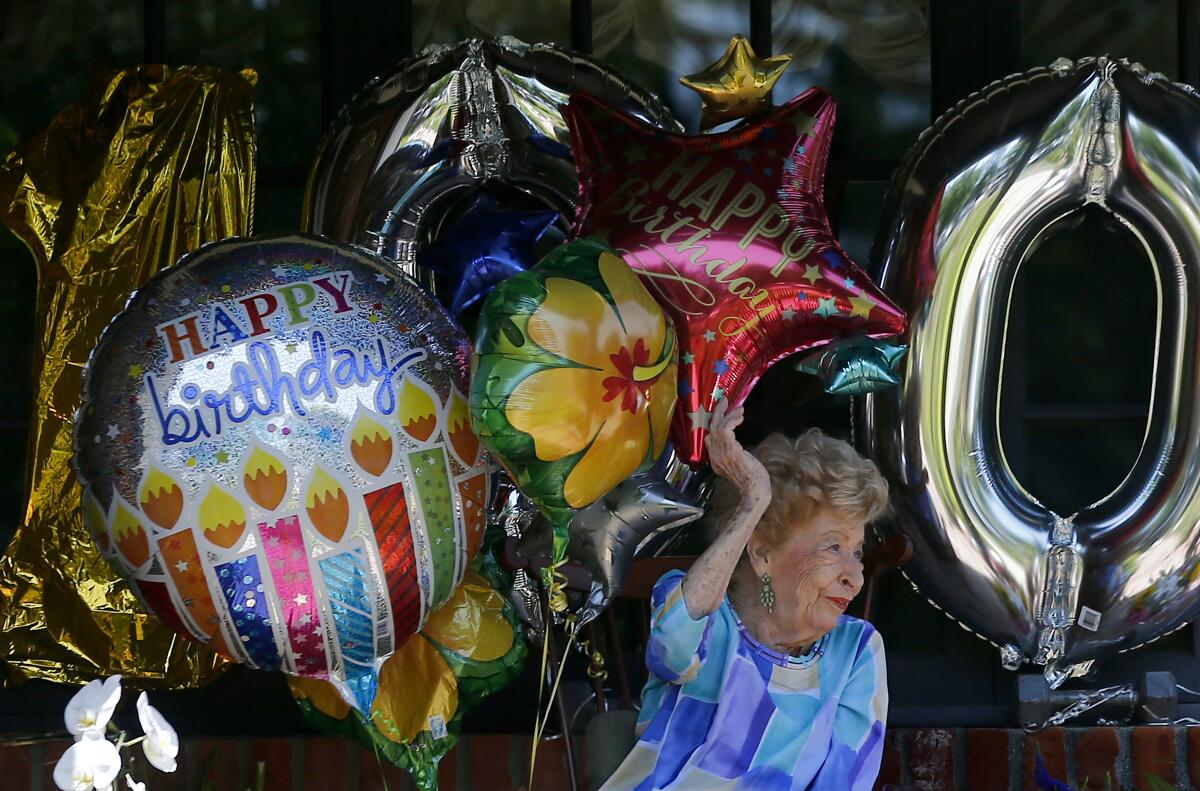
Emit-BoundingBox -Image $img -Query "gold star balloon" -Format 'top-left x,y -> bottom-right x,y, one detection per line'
680,34 -> 793,130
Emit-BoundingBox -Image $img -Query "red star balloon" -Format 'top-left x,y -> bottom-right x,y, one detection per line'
564,90 -> 907,465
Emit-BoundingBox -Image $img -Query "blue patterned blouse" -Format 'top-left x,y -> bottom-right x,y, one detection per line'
600,570 -> 888,790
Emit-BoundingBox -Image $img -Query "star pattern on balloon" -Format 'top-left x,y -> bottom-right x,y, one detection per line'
679,34 -> 793,131
565,90 -> 907,465
417,195 -> 558,315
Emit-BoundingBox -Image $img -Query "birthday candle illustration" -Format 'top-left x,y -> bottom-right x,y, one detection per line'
139,467 -> 183,529
407,447 -> 458,610
319,548 -> 379,712
305,467 -> 349,543
132,578 -> 203,642
82,487 -> 110,553
397,378 -> 437,443
157,529 -> 229,652
242,445 -> 288,511
260,515 -> 328,677
363,481 -> 419,640
458,473 -> 488,561
214,554 -> 280,671
446,390 -> 480,467
198,483 -> 247,549
349,411 -> 393,477
112,498 -> 150,569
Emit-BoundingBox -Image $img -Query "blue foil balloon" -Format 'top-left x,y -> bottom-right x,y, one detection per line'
417,196 -> 558,315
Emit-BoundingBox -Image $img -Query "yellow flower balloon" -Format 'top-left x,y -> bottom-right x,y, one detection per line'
472,238 -> 678,561
506,251 -> 676,508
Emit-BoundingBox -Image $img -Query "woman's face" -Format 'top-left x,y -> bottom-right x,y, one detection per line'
760,508 -> 866,641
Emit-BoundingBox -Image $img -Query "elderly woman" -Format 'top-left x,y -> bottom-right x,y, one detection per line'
601,401 -> 890,791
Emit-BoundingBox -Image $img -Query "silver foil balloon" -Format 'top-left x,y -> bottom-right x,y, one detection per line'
492,472 -> 540,539
498,447 -> 706,634
627,443 -> 715,559
569,473 -> 704,627
860,56 -> 1200,685
303,36 -> 680,282
509,568 -> 545,646
491,474 -> 546,641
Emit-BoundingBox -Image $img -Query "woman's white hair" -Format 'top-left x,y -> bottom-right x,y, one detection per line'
705,429 -> 890,552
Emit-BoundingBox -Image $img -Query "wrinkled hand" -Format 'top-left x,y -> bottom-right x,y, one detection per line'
705,400 -> 771,507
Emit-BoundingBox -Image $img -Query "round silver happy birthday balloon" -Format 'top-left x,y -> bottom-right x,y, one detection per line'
302,36 -> 680,281
74,235 -> 491,710
861,57 -> 1200,685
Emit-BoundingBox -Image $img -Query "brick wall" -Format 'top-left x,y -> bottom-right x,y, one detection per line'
880,727 -> 1197,791
4,728 -> 1200,790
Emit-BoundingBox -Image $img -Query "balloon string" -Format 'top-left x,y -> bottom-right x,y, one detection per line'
575,635 -> 608,682
370,734 -> 390,791
546,559 -> 569,615
528,601 -> 578,790
529,602 -> 552,790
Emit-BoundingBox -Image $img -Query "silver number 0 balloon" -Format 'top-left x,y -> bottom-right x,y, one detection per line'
862,57 -> 1200,685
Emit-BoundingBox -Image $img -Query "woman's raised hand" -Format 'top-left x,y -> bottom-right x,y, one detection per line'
705,400 -> 771,507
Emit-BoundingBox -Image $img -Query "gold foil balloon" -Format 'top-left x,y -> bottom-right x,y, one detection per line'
0,65 -> 257,686
679,34 -> 793,131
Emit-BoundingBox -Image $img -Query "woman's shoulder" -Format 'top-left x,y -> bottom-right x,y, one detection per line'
649,569 -> 738,635
824,616 -> 886,663
650,568 -> 689,608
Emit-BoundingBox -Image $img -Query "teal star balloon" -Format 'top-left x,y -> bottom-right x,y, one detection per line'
795,337 -> 908,396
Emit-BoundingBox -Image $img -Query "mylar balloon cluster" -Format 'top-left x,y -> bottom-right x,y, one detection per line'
471,238 -> 678,559
565,90 -> 907,465
73,236 -> 490,712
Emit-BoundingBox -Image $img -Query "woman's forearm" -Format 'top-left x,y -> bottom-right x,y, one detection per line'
680,495 -> 769,619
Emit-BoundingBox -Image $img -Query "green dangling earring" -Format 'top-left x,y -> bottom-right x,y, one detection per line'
760,572 -> 775,614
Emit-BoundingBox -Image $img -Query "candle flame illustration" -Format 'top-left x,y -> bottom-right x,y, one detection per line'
243,445 -> 288,510
398,378 -> 437,442
82,487 -> 110,552
446,390 -> 480,466
350,411 -> 393,477
112,499 -> 149,568
198,483 -> 247,548
139,467 -> 183,529
306,466 -> 349,542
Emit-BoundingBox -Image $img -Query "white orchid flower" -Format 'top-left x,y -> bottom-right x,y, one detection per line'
124,774 -> 146,791
64,676 -> 122,740
52,733 -> 122,791
136,691 -> 179,773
